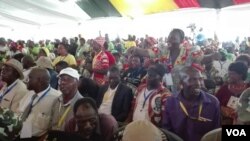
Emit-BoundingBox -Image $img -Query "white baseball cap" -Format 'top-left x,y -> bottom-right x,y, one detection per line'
58,67 -> 80,80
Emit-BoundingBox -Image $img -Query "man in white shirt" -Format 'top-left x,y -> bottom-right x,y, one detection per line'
130,63 -> 171,127
96,66 -> 133,123
17,68 -> 61,140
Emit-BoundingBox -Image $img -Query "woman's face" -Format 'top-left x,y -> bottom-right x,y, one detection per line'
57,44 -> 67,55
228,70 -> 242,84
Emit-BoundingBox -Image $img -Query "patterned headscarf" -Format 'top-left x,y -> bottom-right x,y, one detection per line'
146,37 -> 157,46
10,42 -> 18,50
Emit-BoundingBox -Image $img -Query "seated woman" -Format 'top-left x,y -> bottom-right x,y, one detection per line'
215,62 -> 250,125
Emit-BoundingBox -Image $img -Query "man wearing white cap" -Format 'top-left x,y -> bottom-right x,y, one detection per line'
51,67 -> 83,131
0,58 -> 28,113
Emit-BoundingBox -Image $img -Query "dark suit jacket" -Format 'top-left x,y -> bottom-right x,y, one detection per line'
97,83 -> 133,122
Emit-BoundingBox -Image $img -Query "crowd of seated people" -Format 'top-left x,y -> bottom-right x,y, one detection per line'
0,29 -> 250,141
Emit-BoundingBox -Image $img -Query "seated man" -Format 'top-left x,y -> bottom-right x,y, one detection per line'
17,68 -> 61,140
64,97 -> 118,141
97,66 -> 133,123
0,59 -> 28,113
51,67 -> 83,131
162,66 -> 221,141
130,63 -> 171,127
121,55 -> 147,93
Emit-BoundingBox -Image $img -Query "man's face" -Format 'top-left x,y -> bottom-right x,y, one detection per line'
58,74 -> 78,96
21,58 -> 30,70
181,71 -> 203,97
55,65 -> 63,74
167,31 -> 182,47
108,71 -> 120,88
27,41 -> 34,48
80,39 -> 85,45
75,105 -> 98,139
1,65 -> 18,82
70,39 -> 75,44
27,70 -> 38,91
131,57 -> 140,69
147,68 -> 161,89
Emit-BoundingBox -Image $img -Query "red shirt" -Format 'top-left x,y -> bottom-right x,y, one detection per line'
105,51 -> 116,66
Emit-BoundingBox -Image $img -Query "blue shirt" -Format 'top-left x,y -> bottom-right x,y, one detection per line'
48,69 -> 58,89
162,91 -> 221,141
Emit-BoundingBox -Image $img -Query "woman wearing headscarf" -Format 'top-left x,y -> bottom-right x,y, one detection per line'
91,37 -> 110,86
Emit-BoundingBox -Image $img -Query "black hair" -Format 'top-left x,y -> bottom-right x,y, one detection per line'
73,97 -> 98,114
55,61 -> 69,68
78,76 -> 100,100
228,61 -> 248,80
131,55 -> 143,64
236,54 -> 250,67
170,28 -> 185,41
22,55 -> 35,68
204,79 -> 216,90
58,42 -> 69,52
179,66 -> 201,80
80,38 -> 86,44
109,65 -> 120,74
12,53 -> 25,63
148,63 -> 166,79
104,41 -> 109,50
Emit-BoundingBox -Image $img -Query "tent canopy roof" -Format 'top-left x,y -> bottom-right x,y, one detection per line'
77,0 -> 250,18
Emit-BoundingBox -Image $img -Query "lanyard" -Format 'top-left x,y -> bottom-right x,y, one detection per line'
0,81 -> 18,101
219,61 -> 226,70
31,87 -> 51,108
179,101 -> 202,121
60,54 -> 68,61
24,87 -> 51,119
141,89 -> 155,110
57,105 -> 71,129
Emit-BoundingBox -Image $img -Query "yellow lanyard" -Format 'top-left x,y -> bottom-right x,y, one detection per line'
179,101 -> 202,120
57,105 -> 71,129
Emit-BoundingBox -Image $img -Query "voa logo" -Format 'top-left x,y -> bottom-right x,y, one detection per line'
226,129 -> 246,136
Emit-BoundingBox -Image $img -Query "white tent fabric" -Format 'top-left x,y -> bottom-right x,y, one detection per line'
80,4 -> 250,41
0,0 -> 90,30
0,1 -> 250,41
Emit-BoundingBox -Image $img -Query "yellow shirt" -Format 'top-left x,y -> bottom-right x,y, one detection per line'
125,41 -> 136,49
52,54 -> 77,66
